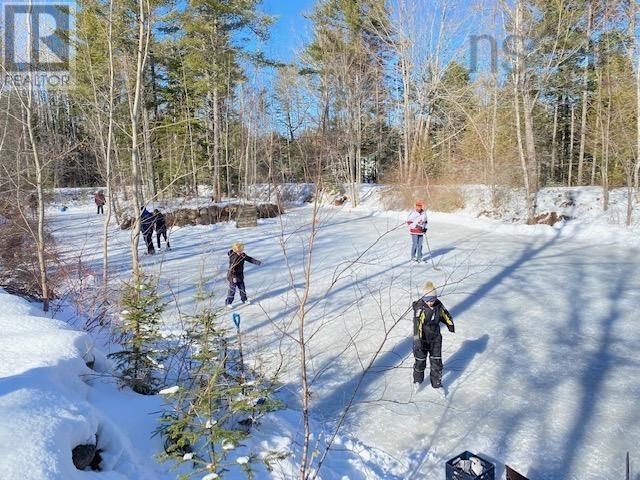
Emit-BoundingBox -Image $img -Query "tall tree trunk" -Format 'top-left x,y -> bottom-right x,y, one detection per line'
103,0 -> 116,288
601,77 -> 611,211
142,108 -> 156,199
25,1 -> 49,312
130,0 -> 149,284
577,1 -> 592,185
213,87 -> 221,201
181,66 -> 198,194
489,73 -> 499,208
513,1 -> 535,223
636,52 -> 640,189
551,102 -> 559,183
401,53 -> 412,181
522,92 -> 538,222
568,104 -> 575,187
26,89 -> 50,312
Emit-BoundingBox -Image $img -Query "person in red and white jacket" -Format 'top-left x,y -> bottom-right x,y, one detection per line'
407,199 -> 428,262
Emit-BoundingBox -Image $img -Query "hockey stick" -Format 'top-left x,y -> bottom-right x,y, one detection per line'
424,235 -> 441,271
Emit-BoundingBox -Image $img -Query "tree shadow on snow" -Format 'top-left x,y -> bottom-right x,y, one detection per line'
310,230 -> 564,477
524,259 -> 635,480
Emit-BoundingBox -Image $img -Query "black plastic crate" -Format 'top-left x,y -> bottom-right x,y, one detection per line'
446,451 -> 495,480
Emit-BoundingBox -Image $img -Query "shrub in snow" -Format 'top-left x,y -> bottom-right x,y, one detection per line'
108,277 -> 166,395
157,307 -> 283,479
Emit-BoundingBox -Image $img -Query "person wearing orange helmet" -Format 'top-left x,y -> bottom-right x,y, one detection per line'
407,199 -> 428,262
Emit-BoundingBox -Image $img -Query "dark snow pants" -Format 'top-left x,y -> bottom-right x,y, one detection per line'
226,280 -> 247,305
156,229 -> 169,249
413,331 -> 443,387
97,205 -> 104,214
143,229 -> 155,253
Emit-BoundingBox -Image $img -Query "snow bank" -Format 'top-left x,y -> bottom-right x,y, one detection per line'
0,289 -> 161,480
340,184 -> 640,247
249,183 -> 316,205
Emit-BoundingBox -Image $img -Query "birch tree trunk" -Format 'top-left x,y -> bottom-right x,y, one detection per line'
24,1 -> 49,312
633,2 -> 640,189
489,73 -> 499,208
103,0 -> 116,288
568,104 -> 575,187
577,1 -> 592,185
213,87 -> 221,201
142,108 -> 156,198
512,1 -> 535,223
551,102 -> 559,182
26,84 -> 50,312
130,0 -> 149,284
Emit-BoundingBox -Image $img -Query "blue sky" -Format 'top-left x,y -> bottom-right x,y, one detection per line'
257,0 -> 315,64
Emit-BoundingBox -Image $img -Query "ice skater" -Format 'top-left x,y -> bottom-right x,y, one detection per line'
407,199 -> 428,262
225,242 -> 262,308
94,190 -> 106,214
153,209 -> 170,250
412,281 -> 454,389
140,206 -> 155,254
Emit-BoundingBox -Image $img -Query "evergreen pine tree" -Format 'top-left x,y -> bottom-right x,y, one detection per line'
109,277 -> 165,395
158,306 -> 284,479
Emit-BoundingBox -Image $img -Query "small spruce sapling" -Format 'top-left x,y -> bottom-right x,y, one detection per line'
109,277 -> 165,395
158,306 -> 284,479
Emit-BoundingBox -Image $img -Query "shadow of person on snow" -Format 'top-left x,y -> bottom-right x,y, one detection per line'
442,334 -> 489,393
420,246 -> 455,263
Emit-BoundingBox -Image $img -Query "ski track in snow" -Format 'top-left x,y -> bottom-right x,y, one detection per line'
43,201 -> 640,480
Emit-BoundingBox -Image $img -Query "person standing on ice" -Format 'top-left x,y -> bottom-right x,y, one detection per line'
407,199 -> 428,262
153,209 -> 170,250
225,242 -> 262,309
412,281 -> 454,389
140,206 -> 155,255
94,190 -> 106,214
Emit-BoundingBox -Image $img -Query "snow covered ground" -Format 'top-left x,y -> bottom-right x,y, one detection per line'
0,289 -> 166,479
3,185 -> 640,479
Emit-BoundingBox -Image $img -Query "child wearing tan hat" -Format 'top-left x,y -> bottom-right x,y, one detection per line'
225,242 -> 262,308
412,281 -> 455,388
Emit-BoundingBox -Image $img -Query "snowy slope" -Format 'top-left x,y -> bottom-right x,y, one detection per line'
45,197 -> 640,480
0,289 -> 165,480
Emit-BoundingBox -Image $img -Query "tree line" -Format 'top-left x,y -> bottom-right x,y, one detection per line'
2,1 -> 639,215
0,0 -> 639,301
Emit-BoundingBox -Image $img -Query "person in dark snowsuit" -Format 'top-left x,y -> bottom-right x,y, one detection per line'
412,281 -> 455,388
153,209 -> 170,250
27,193 -> 37,219
140,206 -> 155,254
225,242 -> 262,308
94,190 -> 106,214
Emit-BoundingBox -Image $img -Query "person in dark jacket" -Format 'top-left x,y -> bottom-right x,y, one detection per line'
140,206 -> 155,254
94,190 -> 106,214
225,242 -> 262,308
27,193 -> 37,219
412,281 -> 455,388
153,209 -> 170,250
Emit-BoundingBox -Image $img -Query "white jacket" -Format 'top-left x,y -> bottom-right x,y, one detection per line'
407,209 -> 428,235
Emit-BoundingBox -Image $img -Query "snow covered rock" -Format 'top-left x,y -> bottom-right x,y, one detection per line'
0,289 -> 159,480
533,211 -> 570,226
71,443 -> 98,470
